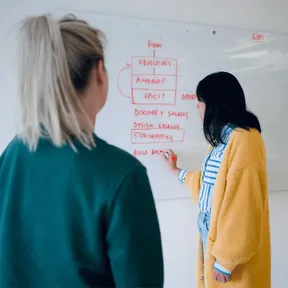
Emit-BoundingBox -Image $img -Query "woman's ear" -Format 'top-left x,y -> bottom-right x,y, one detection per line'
96,59 -> 106,83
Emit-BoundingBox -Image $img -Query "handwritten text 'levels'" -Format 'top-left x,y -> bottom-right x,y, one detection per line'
134,108 -> 189,120
131,128 -> 185,144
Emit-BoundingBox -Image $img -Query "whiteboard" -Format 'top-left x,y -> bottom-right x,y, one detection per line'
52,10 -> 288,199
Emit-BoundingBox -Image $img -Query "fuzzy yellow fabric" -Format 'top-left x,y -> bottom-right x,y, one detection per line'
185,128 -> 271,288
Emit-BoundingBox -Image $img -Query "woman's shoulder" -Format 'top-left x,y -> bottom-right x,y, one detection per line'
230,127 -> 264,147
0,136 -> 25,162
94,135 -> 145,174
227,128 -> 266,169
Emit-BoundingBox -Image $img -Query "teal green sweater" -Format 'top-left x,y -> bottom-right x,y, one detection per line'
0,135 -> 163,287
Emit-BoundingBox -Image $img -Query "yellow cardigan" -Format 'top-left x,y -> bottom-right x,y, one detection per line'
185,128 -> 271,288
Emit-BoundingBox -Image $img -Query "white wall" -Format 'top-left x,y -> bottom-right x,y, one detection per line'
1,1 -> 288,287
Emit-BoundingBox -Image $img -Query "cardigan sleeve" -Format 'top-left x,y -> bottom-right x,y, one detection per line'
211,162 -> 265,272
183,170 -> 202,203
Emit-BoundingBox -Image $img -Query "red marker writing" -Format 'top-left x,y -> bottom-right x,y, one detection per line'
160,150 -> 177,162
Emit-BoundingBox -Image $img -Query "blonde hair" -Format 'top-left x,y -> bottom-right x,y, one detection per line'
18,13 -> 105,150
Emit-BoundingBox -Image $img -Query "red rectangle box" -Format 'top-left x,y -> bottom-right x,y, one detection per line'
131,56 -> 177,75
132,89 -> 176,105
132,75 -> 176,90
131,128 -> 185,144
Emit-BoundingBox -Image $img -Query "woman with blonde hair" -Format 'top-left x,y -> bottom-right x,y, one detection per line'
0,14 -> 163,287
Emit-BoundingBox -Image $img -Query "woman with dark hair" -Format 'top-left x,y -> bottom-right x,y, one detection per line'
163,72 -> 271,288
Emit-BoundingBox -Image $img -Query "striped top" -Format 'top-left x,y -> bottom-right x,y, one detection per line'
179,125 -> 234,213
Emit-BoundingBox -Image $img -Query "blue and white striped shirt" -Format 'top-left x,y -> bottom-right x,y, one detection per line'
178,125 -> 234,213
178,125 -> 235,275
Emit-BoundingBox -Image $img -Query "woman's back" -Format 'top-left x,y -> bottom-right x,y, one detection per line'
0,135 -> 163,287
0,13 -> 163,287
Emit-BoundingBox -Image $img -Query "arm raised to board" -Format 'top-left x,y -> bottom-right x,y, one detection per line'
161,149 -> 201,203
